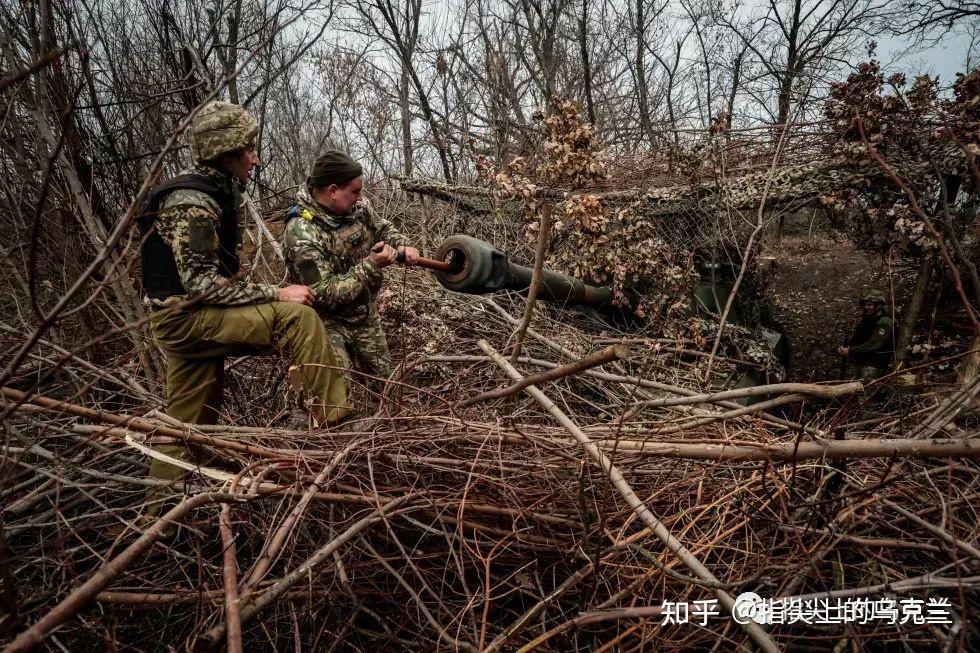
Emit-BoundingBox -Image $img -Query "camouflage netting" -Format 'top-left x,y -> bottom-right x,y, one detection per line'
397,105 -> 875,381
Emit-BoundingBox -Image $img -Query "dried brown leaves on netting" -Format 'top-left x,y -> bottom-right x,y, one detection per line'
482,98 -> 696,322
822,61 -> 979,258
552,200 -> 698,322
482,98 -> 611,198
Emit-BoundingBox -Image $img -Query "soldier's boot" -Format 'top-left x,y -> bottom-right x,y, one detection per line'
860,364 -> 886,386
141,443 -> 191,538
282,366 -> 314,431
271,303 -> 350,424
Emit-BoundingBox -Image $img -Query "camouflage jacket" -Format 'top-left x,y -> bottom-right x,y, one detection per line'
152,163 -> 278,306
282,184 -> 408,324
849,314 -> 895,367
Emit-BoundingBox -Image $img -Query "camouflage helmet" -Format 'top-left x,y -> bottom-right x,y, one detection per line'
187,100 -> 259,162
857,297 -> 886,308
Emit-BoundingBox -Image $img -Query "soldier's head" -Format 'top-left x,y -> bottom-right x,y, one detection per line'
308,150 -> 363,214
858,297 -> 884,315
188,100 -> 260,184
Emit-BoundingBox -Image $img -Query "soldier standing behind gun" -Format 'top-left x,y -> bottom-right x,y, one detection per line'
140,102 -> 349,496
282,150 -> 420,395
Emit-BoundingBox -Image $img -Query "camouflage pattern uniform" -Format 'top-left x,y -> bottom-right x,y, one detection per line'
143,101 -> 347,493
848,312 -> 895,384
282,184 -> 409,381
151,163 -> 278,305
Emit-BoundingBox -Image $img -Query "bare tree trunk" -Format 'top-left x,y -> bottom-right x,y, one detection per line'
404,55 -> 454,181
725,44 -> 747,139
400,63 -> 414,176
652,33 -> 686,146
40,6 -> 112,227
634,0 -> 654,144
690,11 -> 713,125
895,254 -> 933,367
578,0 -> 596,124
773,34 -> 800,242
224,0 -> 244,104
775,0 -> 802,126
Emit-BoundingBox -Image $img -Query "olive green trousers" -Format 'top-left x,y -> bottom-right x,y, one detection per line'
147,301 -> 348,485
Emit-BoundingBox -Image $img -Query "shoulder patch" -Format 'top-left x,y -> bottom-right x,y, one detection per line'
160,188 -> 221,215
286,205 -> 315,222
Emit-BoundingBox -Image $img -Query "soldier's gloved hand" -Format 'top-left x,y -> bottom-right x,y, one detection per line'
279,285 -> 315,306
398,246 -> 421,266
367,242 -> 397,268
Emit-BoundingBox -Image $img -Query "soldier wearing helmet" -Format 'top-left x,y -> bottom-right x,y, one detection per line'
139,101 -> 348,493
837,297 -> 895,382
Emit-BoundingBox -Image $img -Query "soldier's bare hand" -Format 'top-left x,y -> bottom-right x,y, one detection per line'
399,246 -> 420,265
367,242 -> 397,267
838,346 -> 849,356
279,285 -> 315,305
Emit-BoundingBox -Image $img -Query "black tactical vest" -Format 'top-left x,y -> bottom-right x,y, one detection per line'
138,174 -> 240,301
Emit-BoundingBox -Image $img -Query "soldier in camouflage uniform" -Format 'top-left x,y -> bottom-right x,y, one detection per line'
838,297 -> 895,383
140,101 -> 348,492
282,150 -> 419,391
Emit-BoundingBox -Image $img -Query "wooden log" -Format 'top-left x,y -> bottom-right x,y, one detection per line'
592,435 -> 980,462
619,380 -> 863,411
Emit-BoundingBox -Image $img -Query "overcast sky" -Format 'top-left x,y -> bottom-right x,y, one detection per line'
878,27 -> 976,84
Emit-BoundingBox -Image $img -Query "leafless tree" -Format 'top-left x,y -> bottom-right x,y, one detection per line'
716,0 -> 888,125
895,0 -> 980,36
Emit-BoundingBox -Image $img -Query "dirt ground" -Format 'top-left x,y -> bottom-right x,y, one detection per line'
763,233 -> 916,383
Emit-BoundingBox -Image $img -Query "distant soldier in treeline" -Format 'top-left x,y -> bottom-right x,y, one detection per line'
838,297 -> 895,383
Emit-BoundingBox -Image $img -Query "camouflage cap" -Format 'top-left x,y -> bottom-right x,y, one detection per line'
188,100 -> 259,162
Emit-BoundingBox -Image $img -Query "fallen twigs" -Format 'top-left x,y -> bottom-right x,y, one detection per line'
1,387 -> 283,459
461,343 -> 629,407
200,493 -> 421,649
4,493 -> 249,653
477,339 -> 781,653
1,272 -> 977,651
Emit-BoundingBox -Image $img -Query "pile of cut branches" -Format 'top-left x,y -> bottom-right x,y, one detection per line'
2,270 -> 978,652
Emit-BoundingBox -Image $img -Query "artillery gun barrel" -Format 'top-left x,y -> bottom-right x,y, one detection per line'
423,234 -> 614,308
